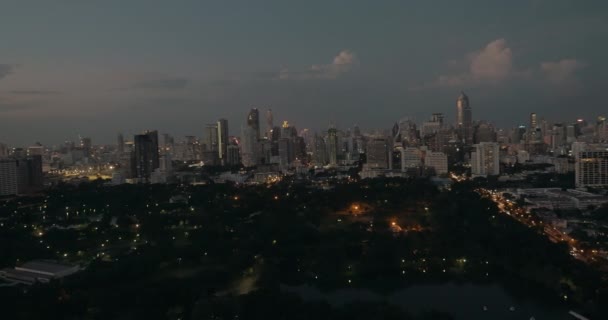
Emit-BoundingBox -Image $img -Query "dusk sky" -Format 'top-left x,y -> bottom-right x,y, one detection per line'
1,0 -> 607,146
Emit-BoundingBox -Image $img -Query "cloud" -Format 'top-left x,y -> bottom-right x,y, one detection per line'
129,77 -> 191,90
540,59 -> 586,84
9,90 -> 61,95
429,39 -> 513,88
0,64 -> 14,80
279,50 -> 359,80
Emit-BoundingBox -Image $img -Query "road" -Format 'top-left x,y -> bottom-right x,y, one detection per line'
477,187 -> 601,265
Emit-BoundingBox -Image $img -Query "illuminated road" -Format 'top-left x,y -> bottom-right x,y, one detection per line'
449,173 -> 603,267
477,188 -> 601,265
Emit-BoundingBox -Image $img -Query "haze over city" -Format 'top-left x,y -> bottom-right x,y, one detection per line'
2,2 -> 608,320
1,0 -> 607,145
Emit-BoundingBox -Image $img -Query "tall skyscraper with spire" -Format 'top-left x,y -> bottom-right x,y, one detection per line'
456,92 -> 473,145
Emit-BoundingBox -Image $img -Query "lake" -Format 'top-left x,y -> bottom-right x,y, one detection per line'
282,283 -> 574,320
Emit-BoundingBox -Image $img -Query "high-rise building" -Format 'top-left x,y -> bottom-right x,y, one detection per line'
401,147 -> 422,170
132,131 -> 159,181
327,127 -> 338,166
424,151 -> 448,175
217,119 -> 229,164
313,133 -> 328,166
366,137 -> 389,169
80,137 -> 92,157
471,142 -> 500,176
597,116 -> 607,142
117,134 -> 125,153
0,143 -> 8,158
266,109 -> 274,139
226,144 -> 241,166
575,146 -> 608,188
247,108 -> 261,141
204,124 -> 218,153
474,122 -> 497,143
457,92 -> 473,145
0,159 -> 18,196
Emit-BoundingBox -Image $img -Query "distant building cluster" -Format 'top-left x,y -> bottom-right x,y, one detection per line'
1,92 -> 607,190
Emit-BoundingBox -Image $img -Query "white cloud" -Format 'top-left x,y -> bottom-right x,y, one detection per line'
540,59 -> 586,84
430,38 -> 513,88
410,39 -> 516,91
470,39 -> 513,81
279,50 -> 358,80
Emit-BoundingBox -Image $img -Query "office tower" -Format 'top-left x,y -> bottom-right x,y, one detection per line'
226,144 -> 241,166
0,143 -> 8,158
240,125 -> 258,167
566,124 -> 577,143
471,142 -> 500,176
278,138 -> 291,168
204,124 -> 218,152
327,127 -> 338,166
398,118 -> 419,146
313,133 -> 328,166
401,147 -> 423,170
162,133 -> 174,154
117,134 -> 125,153
530,113 -> 538,130
597,116 -> 607,142
217,118 -> 229,164
421,113 -> 443,138
132,131 -> 159,181
474,122 -> 497,143
247,108 -> 261,141
0,159 -> 18,196
80,137 -> 92,157
27,145 -> 44,157
424,151 -> 448,175
551,123 -> 566,152
266,109 -> 274,139
457,92 -> 473,145
366,137 -> 389,169
575,145 -> 608,188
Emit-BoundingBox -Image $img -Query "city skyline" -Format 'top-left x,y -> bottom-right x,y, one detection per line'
1,0 -> 607,145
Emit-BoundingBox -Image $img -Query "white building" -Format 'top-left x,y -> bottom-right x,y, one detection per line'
471,142 -> 500,176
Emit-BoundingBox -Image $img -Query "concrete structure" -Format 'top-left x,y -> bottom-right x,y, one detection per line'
366,137 -> 389,169
471,142 -> 500,176
456,92 -> 473,145
575,149 -> 608,188
0,260 -> 80,285
0,159 -> 18,196
516,188 -> 608,211
424,151 -> 448,175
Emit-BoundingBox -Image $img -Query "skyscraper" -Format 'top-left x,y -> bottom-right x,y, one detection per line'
0,159 -> 18,196
327,127 -> 338,166
204,124 -> 218,152
132,130 -> 159,182
247,108 -> 261,141
457,92 -> 473,145
471,142 -> 500,176
266,109 -> 274,139
217,118 -> 229,164
366,137 -> 389,169
117,133 -> 125,153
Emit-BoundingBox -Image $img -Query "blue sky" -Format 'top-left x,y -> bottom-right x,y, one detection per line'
1,0 -> 607,145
